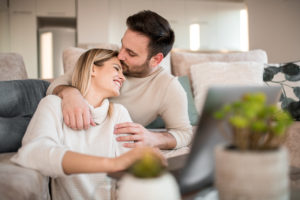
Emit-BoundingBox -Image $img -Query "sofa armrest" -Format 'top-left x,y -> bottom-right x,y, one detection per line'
0,153 -> 50,200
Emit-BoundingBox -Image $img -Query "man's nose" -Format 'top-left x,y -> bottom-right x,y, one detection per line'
118,48 -> 125,61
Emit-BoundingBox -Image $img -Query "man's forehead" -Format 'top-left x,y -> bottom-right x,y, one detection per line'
121,29 -> 149,53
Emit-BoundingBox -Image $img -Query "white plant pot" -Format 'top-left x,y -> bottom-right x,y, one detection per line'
118,172 -> 181,200
215,145 -> 290,200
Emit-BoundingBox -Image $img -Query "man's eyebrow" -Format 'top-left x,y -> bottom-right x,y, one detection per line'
120,38 -> 138,56
126,48 -> 138,56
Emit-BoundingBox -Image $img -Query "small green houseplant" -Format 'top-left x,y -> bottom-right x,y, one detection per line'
263,61 -> 300,121
214,92 -> 293,151
214,92 -> 293,200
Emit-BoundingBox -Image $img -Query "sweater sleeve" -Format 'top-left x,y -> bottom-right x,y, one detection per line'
11,96 -> 69,177
113,104 -> 133,155
160,78 -> 193,149
46,70 -> 73,95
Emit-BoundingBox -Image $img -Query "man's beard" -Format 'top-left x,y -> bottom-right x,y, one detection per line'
121,60 -> 151,78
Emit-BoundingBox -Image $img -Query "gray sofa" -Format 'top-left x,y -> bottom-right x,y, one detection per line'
0,53 -> 50,200
1,50 -> 299,199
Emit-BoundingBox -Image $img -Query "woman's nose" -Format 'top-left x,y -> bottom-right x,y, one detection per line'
120,72 -> 126,81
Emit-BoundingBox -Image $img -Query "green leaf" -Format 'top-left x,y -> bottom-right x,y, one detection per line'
214,111 -> 225,119
229,116 -> 249,128
272,123 -> 286,136
251,121 -> 267,133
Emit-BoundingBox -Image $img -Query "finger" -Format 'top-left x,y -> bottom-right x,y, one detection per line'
115,122 -> 140,129
68,112 -> 76,130
82,109 -> 90,130
123,142 -> 141,148
114,127 -> 141,135
116,135 -> 142,142
75,111 -> 83,130
63,111 -> 70,127
89,110 -> 96,126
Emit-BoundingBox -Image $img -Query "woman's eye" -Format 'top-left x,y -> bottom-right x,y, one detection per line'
114,67 -> 120,71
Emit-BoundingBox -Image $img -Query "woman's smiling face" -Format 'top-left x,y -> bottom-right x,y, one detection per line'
91,57 -> 126,98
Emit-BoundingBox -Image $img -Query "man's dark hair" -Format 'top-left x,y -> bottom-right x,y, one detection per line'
126,10 -> 175,58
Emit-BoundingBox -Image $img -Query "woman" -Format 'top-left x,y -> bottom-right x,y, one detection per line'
11,49 -> 163,199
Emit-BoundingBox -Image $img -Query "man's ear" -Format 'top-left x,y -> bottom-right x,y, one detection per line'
149,53 -> 164,68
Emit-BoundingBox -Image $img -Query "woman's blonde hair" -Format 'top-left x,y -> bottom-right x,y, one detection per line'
72,48 -> 119,117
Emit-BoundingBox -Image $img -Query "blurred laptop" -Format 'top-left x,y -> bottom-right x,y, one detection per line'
108,85 -> 281,195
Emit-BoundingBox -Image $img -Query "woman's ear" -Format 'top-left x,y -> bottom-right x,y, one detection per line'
149,53 -> 164,68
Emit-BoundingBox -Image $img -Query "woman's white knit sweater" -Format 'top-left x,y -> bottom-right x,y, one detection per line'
11,95 -> 132,200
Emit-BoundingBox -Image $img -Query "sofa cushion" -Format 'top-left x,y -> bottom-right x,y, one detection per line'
146,76 -> 198,128
63,45 -> 120,73
0,152 -> 50,200
63,47 -> 86,73
190,61 -> 264,113
170,50 -> 268,79
0,53 -> 28,81
0,79 -> 50,153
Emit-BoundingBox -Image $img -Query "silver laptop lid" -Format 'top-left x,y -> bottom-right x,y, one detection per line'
179,85 -> 281,194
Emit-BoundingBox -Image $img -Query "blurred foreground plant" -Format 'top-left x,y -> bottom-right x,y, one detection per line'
129,151 -> 165,178
214,93 -> 293,151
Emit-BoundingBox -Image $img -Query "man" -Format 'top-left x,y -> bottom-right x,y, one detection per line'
47,10 -> 192,150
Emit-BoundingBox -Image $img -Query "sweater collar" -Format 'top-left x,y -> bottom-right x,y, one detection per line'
87,99 -> 109,125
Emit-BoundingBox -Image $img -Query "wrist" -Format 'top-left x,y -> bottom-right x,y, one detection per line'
58,86 -> 79,99
153,131 -> 177,150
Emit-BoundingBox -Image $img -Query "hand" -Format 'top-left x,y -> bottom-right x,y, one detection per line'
113,147 -> 167,172
60,87 -> 96,130
114,122 -> 159,148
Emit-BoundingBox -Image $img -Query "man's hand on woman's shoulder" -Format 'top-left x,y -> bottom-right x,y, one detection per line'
57,86 -> 96,130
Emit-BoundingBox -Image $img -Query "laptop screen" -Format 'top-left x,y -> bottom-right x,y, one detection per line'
178,85 -> 281,195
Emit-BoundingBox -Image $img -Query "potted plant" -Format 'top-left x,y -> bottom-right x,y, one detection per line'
118,151 -> 181,200
213,92 -> 293,200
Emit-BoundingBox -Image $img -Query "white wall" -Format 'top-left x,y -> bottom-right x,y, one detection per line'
103,0 -> 245,51
0,7 -> 10,52
77,0 -> 110,45
245,0 -> 300,63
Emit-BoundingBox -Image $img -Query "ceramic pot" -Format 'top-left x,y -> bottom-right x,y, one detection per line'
215,145 -> 289,200
118,172 -> 181,200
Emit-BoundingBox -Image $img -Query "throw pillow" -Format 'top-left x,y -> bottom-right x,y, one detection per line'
0,79 -> 50,153
146,76 -> 199,129
190,61 -> 264,113
171,50 -> 268,79
63,44 -> 120,73
63,47 -> 86,73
